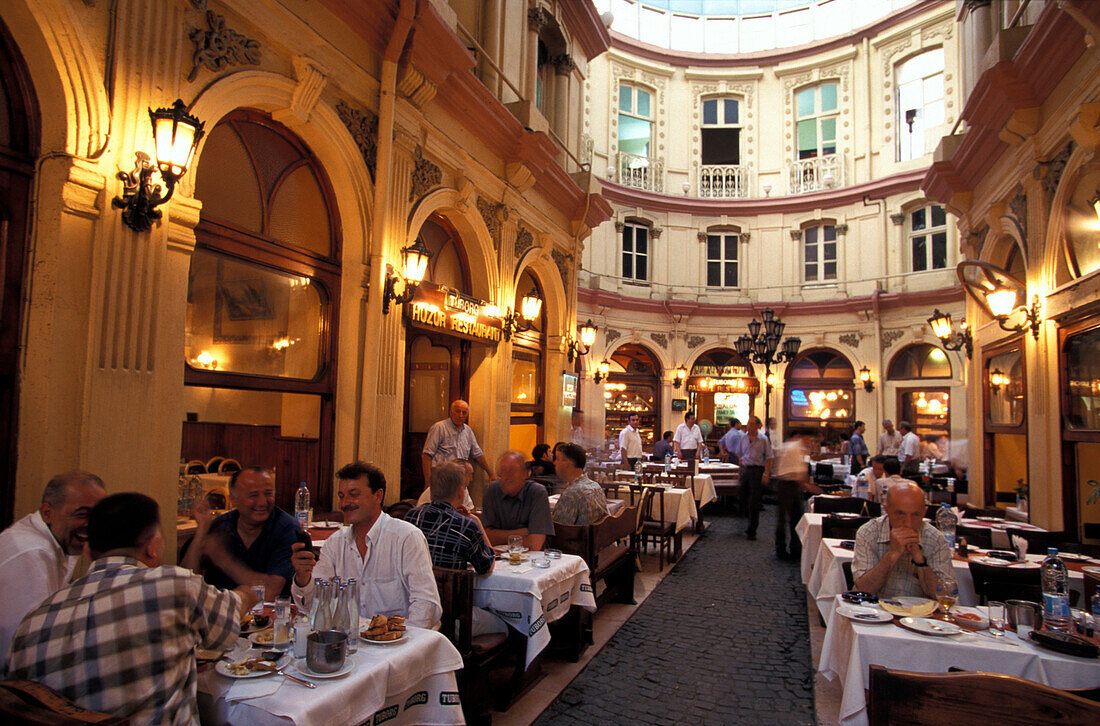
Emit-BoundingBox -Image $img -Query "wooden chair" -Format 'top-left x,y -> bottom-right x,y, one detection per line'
550,505 -> 638,609
202,485 -> 229,510
962,505 -> 1005,519
0,679 -> 129,725
967,560 -> 1041,605
433,567 -> 523,725
1002,528 -> 1068,554
820,515 -> 872,541
841,560 -> 855,591
946,668 -> 1100,703
956,523 -> 993,550
867,665 -> 1100,726
628,484 -> 675,571
384,499 -> 418,521
813,497 -> 880,517
218,458 -> 241,474
183,460 -> 205,475
204,456 -> 225,474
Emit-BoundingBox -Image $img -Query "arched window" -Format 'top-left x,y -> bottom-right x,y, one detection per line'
888,344 -> 952,379
509,270 -> 546,457
605,344 -> 661,449
890,344 -> 952,444
786,349 -> 854,445
185,110 -> 341,511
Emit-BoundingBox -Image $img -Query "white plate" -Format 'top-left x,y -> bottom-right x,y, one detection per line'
1082,566 -> 1100,576
898,617 -> 964,636
1057,552 -> 1091,562
830,512 -> 863,520
292,659 -> 357,679
360,631 -> 408,645
248,630 -> 290,648
973,556 -> 1012,566
216,653 -> 292,679
835,605 -> 892,623
311,521 -> 341,529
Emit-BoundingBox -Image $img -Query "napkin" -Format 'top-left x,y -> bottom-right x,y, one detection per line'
1011,534 -> 1027,561
223,673 -> 283,701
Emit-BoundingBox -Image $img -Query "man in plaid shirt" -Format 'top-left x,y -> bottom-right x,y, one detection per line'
6,492 -> 256,725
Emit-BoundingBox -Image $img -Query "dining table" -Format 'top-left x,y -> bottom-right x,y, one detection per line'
818,596 -> 1100,726
473,552 -> 597,668
198,625 -> 465,726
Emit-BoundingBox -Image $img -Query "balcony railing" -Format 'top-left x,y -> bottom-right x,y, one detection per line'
617,152 -> 664,192
788,155 -> 845,194
698,165 -> 750,198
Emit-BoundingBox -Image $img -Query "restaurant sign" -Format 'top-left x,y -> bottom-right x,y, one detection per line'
405,281 -> 503,345
687,376 -> 760,395
691,364 -> 752,378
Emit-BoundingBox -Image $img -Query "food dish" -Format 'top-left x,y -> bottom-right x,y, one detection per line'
835,605 -> 892,623
361,631 -> 408,645
292,660 -> 357,679
949,608 -> 990,631
215,653 -> 292,679
880,597 -> 938,618
248,629 -> 289,647
360,614 -> 406,643
896,617 -> 964,636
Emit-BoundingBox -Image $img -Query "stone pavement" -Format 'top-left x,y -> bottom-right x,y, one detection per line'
533,507 -> 816,725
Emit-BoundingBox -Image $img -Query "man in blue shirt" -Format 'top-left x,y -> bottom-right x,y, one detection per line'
183,466 -> 302,598
718,419 -> 744,463
849,420 -> 869,470
734,416 -> 773,541
653,431 -> 675,461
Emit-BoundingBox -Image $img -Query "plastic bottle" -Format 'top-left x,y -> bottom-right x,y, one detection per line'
664,453 -> 671,473
934,503 -> 957,550
702,445 -> 710,463
344,579 -> 359,654
1041,548 -> 1071,632
1092,584 -> 1100,621
294,482 -> 310,530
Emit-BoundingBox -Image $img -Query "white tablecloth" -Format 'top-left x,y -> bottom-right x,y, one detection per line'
819,596 -> 1100,726
604,483 -> 700,533
198,627 -> 464,726
796,512 -> 827,583
473,553 -> 596,667
690,475 -> 718,507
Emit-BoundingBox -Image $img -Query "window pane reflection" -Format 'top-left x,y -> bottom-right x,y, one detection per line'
987,348 -> 1024,426
511,357 -> 540,406
1065,327 -> 1100,430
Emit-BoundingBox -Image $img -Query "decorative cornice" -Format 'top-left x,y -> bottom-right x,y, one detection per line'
186,11 -> 261,82
410,145 -> 442,203
335,101 -> 378,181
557,0 -> 613,61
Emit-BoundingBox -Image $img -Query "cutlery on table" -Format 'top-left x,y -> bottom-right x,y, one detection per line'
276,668 -> 317,688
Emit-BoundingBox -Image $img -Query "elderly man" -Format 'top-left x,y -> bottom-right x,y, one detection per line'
183,466 -> 302,598
878,419 -> 902,456
619,413 -> 643,471
7,492 -> 253,724
291,462 -> 440,628
482,451 -> 554,550
0,471 -> 106,664
422,399 -> 495,485
718,419 -> 744,463
406,463 -> 506,637
552,443 -> 608,526
735,416 -> 773,541
415,459 -> 475,510
673,410 -> 705,461
852,481 -> 952,599
897,420 -> 922,476
772,429 -> 822,561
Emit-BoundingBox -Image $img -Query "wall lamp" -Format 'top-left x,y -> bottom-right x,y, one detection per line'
927,309 -> 973,359
955,260 -> 1041,341
381,237 -> 431,314
593,360 -> 610,384
112,99 -> 205,232
989,367 -> 1008,394
503,287 -> 543,341
859,366 -> 874,392
986,290 -> 1042,340
566,319 -> 597,362
672,365 -> 687,389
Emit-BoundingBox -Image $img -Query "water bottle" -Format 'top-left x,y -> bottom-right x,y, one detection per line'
345,579 -> 359,654
702,445 -> 710,463
309,579 -> 332,633
1041,548 -> 1071,631
1092,584 -> 1100,621
664,454 -> 671,473
634,459 -> 642,482
934,503 -> 957,550
295,482 -> 310,530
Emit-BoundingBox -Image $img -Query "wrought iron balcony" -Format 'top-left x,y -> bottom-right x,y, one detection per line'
698,164 -> 750,198
788,154 -> 844,194
616,152 -> 664,192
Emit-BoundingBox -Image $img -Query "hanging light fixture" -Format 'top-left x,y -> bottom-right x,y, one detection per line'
927,309 -> 972,359
503,286 -> 543,341
382,237 -> 432,314
566,319 -> 598,362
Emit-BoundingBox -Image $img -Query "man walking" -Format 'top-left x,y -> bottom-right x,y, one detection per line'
734,416 -> 773,541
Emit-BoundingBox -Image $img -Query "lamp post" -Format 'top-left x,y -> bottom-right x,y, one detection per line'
735,308 -> 801,429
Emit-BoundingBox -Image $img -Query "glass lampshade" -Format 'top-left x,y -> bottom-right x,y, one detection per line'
985,288 -> 1018,317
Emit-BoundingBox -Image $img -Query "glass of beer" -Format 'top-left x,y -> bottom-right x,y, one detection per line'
508,535 -> 524,565
936,579 -> 958,615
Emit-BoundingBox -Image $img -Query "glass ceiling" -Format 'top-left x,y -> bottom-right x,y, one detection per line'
596,0 -> 922,54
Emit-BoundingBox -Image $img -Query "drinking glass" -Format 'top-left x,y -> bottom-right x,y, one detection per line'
988,601 -> 1007,636
935,579 -> 959,615
508,534 -> 524,565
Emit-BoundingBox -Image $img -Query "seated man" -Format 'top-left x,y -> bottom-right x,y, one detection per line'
653,430 -> 674,462
482,450 -> 555,550
291,462 -> 440,628
856,455 -> 887,502
406,462 -> 506,636
183,466 -> 302,598
852,481 -> 952,599
0,471 -> 106,665
415,459 -> 475,510
552,443 -> 608,526
871,456 -> 916,503
7,493 -> 253,724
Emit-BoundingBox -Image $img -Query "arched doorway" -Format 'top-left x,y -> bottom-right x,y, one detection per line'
604,343 -> 661,451
888,343 -> 952,444
785,348 -> 855,447
508,270 -> 547,459
0,17 -> 38,526
185,110 -> 342,512
686,348 -> 758,445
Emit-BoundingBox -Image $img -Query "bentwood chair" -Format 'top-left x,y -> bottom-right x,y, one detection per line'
867,665 -> 1100,725
184,460 -> 206,475
0,679 -> 129,725
820,515 -> 873,541
955,523 -> 993,550
205,456 -> 225,475
813,497 -> 880,517
1002,528 -> 1069,555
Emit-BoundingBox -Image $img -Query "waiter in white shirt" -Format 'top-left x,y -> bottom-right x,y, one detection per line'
897,420 -> 922,476
619,413 -> 644,470
673,411 -> 705,461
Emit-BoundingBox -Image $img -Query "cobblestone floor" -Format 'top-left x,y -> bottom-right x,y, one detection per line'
533,507 -> 816,725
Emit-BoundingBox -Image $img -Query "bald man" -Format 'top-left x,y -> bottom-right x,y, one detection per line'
852,481 -> 952,599
422,399 -> 495,485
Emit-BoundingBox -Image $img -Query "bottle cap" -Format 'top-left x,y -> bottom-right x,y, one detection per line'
1048,547 -> 1057,556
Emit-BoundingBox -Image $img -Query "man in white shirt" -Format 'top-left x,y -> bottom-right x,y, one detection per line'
673,411 -> 705,461
0,471 -> 107,664
873,457 -> 917,504
421,399 -> 494,485
618,413 -> 643,470
897,420 -> 922,476
291,462 -> 441,628
878,419 -> 902,456
857,455 -> 888,502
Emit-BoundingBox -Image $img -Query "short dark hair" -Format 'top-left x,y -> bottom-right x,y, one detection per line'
229,465 -> 273,490
730,418 -> 741,427
559,443 -> 586,469
336,461 -> 386,495
871,455 -> 887,466
88,492 -> 159,554
853,420 -> 864,430
685,410 -> 696,419
532,443 -> 550,461
42,470 -> 105,507
662,430 -> 673,441
898,421 -> 912,433
553,441 -> 568,455
883,456 -> 902,476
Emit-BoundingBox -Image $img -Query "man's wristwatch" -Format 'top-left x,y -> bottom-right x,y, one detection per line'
913,560 -> 928,567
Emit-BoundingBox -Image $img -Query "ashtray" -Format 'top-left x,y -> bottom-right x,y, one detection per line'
532,557 -> 551,568
841,590 -> 879,605
545,549 -> 562,560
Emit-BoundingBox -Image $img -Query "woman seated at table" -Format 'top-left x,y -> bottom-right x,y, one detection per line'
527,443 -> 556,478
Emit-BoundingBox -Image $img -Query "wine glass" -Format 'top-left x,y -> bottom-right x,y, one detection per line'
935,579 -> 959,616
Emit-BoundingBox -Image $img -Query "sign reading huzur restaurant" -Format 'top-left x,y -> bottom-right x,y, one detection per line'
405,281 -> 504,345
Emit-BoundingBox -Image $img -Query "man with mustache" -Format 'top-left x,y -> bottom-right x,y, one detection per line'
0,470 -> 106,665
290,461 -> 440,628
183,466 -> 301,598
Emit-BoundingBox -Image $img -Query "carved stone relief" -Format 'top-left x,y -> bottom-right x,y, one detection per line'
740,232 -> 751,243
605,328 -> 622,344
650,333 -> 669,349
187,11 -> 261,82
409,145 -> 442,203
651,227 -> 663,239
789,229 -> 803,241
551,248 -> 572,284
838,332 -> 863,348
881,329 -> 905,350
1009,185 -> 1027,241
686,335 -> 706,349
889,212 -> 905,225
552,54 -> 576,76
335,101 -> 378,181
515,222 -> 534,259
528,6 -> 553,32
477,197 -> 506,251
1038,141 -> 1074,201
835,223 -> 849,235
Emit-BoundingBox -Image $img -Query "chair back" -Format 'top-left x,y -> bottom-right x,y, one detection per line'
961,505 -> 1005,519
813,497 -> 880,517
550,522 -> 593,568
385,499 -> 418,521
593,505 -> 639,552
433,567 -> 473,656
821,515 -> 872,540
218,458 -> 241,474
184,460 -> 206,475
867,664 -> 1100,726
0,679 -> 129,725
205,456 -> 225,474
967,560 -> 1041,605
955,523 -> 992,550
1002,528 -> 1068,555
